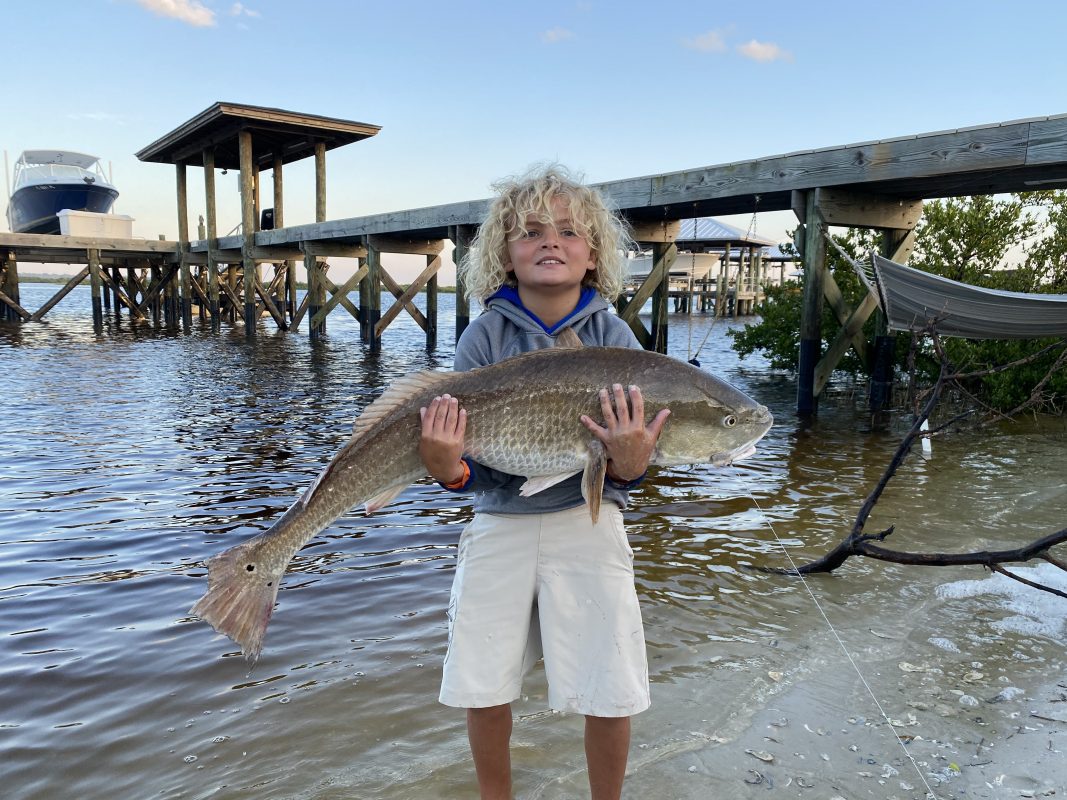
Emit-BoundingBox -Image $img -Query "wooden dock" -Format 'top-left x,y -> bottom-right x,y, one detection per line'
4,103 -> 1067,413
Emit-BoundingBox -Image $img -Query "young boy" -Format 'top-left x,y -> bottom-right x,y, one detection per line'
419,165 -> 670,800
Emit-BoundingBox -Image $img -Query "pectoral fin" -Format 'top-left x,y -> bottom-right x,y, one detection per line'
520,471 -> 581,497
364,483 -> 408,513
554,327 -> 583,348
581,440 -> 608,524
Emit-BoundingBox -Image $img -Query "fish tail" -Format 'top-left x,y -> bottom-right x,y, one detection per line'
190,537 -> 284,662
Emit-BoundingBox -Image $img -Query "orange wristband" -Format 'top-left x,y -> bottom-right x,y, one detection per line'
441,460 -> 471,490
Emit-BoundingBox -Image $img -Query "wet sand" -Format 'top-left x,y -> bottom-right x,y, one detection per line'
621,654 -> 1066,800
495,562 -> 1067,800
342,576 -> 1067,800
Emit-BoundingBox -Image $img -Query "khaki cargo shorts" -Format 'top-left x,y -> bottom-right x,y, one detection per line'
439,504 -> 650,717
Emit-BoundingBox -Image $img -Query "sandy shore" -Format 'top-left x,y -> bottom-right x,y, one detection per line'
618,666 -> 1066,800
311,563 -> 1067,800
507,600 -> 1067,800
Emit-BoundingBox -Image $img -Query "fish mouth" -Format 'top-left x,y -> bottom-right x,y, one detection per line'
710,443 -> 758,467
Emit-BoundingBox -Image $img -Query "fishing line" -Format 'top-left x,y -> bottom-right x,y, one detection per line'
740,477 -> 941,800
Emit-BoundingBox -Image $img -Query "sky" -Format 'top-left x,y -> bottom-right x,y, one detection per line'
4,0 -> 1067,282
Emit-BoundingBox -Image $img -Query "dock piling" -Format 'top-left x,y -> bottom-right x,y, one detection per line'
449,225 -> 475,341
88,249 -> 103,330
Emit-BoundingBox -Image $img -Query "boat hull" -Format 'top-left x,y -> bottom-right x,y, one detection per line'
7,183 -> 120,234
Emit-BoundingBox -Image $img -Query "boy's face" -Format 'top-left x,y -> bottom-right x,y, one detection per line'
504,196 -> 595,293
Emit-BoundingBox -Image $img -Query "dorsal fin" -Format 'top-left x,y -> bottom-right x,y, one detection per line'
554,327 -> 583,349
353,369 -> 455,437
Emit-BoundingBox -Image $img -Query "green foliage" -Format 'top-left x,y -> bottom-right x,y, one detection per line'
1022,191 -> 1067,293
912,194 -> 1038,284
729,281 -> 802,371
728,191 -> 1067,412
729,227 -> 881,376
944,337 -> 1067,411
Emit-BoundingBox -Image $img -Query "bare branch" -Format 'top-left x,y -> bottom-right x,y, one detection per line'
950,338 -> 1066,381
991,563 -> 1067,601
1003,344 -> 1067,418
760,326 -> 1067,602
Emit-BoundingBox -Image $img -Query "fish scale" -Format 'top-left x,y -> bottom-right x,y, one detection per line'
190,342 -> 773,660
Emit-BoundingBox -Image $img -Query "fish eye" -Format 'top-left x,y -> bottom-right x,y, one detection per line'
723,415 -> 737,428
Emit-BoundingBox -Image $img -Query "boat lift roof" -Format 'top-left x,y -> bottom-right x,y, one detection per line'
135,101 -> 381,170
676,217 -> 777,248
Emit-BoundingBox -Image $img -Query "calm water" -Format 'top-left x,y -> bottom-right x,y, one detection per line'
2,284 -> 1065,799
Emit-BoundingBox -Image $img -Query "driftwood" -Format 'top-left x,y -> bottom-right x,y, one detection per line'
768,330 -> 1067,600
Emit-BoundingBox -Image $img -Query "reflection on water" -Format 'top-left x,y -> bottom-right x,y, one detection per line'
2,284 -> 1065,798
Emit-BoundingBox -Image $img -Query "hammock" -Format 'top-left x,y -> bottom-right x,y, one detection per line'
848,250 -> 1067,340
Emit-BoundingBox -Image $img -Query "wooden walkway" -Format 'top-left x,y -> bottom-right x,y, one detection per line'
3,106 -> 1067,412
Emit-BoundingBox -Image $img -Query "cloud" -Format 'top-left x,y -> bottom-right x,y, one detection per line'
541,27 -> 575,44
737,39 -> 793,62
136,0 -> 216,27
230,2 -> 261,17
682,29 -> 727,53
66,112 -> 129,125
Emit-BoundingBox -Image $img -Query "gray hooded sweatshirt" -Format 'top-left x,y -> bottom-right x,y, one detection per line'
448,287 -> 644,515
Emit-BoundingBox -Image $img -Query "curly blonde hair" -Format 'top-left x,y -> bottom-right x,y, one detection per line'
459,164 -> 633,303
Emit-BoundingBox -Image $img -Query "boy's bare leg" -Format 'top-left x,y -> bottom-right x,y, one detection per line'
585,715 -> 631,800
468,704 -> 513,799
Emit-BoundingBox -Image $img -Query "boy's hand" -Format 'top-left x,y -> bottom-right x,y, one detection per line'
418,394 -> 468,485
580,384 -> 670,482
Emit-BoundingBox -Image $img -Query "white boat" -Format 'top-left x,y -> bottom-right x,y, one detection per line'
6,150 -> 119,234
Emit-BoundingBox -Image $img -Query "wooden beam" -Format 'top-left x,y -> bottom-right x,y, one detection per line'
134,263 -> 180,316
272,154 -> 284,228
0,232 -> 177,254
29,267 -> 90,321
291,291 -> 312,329
254,276 -> 287,330
203,147 -> 220,331
814,291 -> 879,395
365,235 -> 444,256
298,242 -> 367,258
822,268 -> 870,366
379,266 -> 428,331
0,251 -> 20,323
607,120 -> 1034,212
252,163 -> 261,232
619,246 -> 673,324
96,268 -> 147,321
319,270 -> 365,322
364,239 -> 382,351
218,272 -> 243,313
649,243 -> 675,353
798,191 -> 827,414
375,259 -> 438,337
630,220 -> 680,243
273,153 -> 295,321
186,269 -> 214,313
0,288 -> 31,321
304,250 -> 324,339
176,162 -> 192,328
815,188 -> 922,230
88,248 -> 104,328
310,264 -> 368,329
449,225 -> 476,340
884,227 -> 917,264
315,141 -> 326,223
239,129 -> 257,333
425,254 -> 438,348
249,248 -> 307,260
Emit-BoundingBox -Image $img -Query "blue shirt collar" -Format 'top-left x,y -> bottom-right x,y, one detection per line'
488,286 -> 597,334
